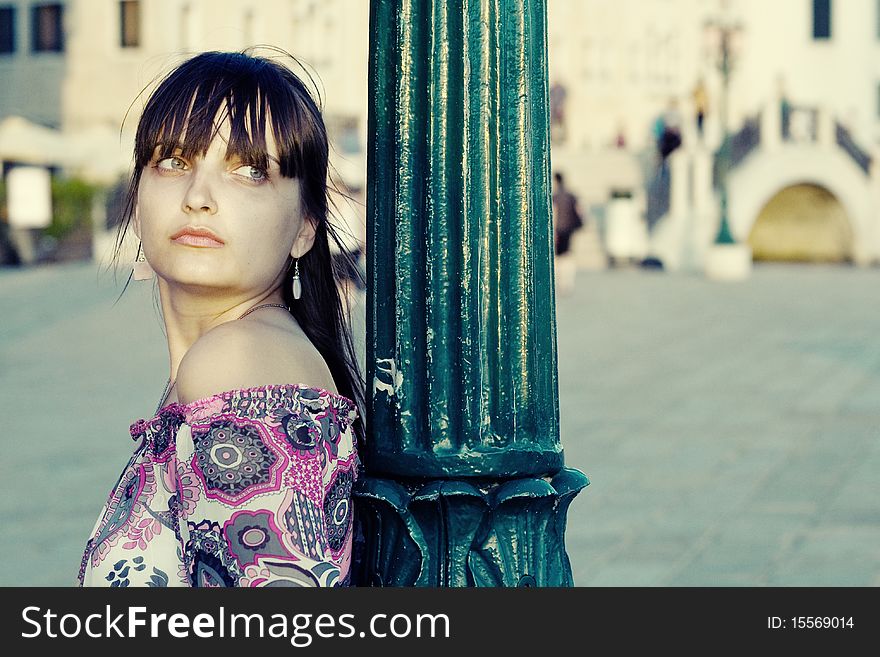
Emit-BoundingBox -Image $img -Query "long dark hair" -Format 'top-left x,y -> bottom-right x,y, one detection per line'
114,50 -> 365,444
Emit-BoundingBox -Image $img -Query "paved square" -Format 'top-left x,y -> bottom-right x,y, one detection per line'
1,262 -> 877,585
558,264 -> 880,586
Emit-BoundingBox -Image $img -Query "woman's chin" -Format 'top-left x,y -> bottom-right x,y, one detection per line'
155,265 -> 228,290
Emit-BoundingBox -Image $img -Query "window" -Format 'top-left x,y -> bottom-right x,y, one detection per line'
812,0 -> 831,39
0,6 -> 15,54
119,0 -> 140,48
31,3 -> 63,52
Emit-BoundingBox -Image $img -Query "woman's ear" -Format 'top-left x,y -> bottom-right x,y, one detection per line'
290,217 -> 317,259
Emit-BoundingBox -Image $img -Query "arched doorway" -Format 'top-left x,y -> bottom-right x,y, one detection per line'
747,184 -> 853,263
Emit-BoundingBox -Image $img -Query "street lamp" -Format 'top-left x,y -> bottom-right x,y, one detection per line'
704,0 -> 742,244
702,0 -> 751,280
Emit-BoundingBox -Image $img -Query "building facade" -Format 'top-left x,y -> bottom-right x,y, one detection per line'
547,0 -> 880,151
0,0 -> 369,183
1,1 -> 878,264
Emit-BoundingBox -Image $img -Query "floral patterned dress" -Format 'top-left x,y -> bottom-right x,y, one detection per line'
78,384 -> 359,587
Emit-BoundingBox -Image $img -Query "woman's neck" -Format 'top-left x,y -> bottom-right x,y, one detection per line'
157,278 -> 285,381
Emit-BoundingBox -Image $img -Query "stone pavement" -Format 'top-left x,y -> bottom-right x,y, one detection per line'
1,261 -> 878,586
558,264 -> 880,586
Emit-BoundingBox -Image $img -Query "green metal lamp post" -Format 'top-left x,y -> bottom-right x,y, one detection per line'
714,24 -> 736,245
352,0 -> 588,587
702,0 -> 750,281
705,5 -> 742,246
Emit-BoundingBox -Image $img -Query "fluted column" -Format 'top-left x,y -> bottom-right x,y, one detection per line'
355,0 -> 588,587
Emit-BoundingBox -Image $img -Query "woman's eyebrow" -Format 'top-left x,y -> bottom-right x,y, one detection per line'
152,142 -> 185,154
226,152 -> 281,166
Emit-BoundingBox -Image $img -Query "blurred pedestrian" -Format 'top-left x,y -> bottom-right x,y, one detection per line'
658,98 -> 683,159
692,78 -> 708,140
550,81 -> 568,143
78,50 -> 363,588
778,77 -> 792,141
652,112 -> 666,153
552,171 -> 584,296
329,178 -> 367,300
614,122 -> 627,149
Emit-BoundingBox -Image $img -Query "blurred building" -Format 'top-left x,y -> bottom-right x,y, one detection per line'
548,0 -> 880,267
548,0 -> 880,153
0,0 -> 369,185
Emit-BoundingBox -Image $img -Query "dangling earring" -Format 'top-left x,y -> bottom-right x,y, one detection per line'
132,242 -> 154,280
291,258 -> 302,300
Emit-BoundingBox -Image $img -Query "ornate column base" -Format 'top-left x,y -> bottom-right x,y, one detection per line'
352,468 -> 589,587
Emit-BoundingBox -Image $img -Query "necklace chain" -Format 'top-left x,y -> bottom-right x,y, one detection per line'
236,302 -> 289,320
155,302 -> 290,413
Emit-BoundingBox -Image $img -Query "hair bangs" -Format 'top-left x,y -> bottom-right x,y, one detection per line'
133,53 -> 321,180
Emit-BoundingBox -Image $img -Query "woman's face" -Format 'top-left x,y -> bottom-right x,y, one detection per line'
135,118 -> 314,297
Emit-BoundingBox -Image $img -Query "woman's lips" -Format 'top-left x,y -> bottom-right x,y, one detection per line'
172,234 -> 225,247
170,228 -> 225,248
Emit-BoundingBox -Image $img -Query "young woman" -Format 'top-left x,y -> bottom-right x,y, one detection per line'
78,51 -> 364,587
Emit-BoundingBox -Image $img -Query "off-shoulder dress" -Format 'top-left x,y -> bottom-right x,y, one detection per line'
78,384 -> 359,587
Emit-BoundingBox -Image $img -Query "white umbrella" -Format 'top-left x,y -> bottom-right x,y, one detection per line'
0,115 -> 68,165
0,116 -> 133,182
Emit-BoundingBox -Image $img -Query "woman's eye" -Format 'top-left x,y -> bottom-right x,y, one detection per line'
233,164 -> 267,182
156,156 -> 187,171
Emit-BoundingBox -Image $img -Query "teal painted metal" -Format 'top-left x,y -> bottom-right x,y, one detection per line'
354,468 -> 588,586
356,0 -> 588,587
366,0 -> 561,479
714,22 -> 737,246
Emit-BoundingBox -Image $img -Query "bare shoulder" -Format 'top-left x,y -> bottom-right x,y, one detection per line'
176,318 -> 338,404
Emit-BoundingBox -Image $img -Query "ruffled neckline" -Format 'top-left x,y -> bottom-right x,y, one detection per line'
129,383 -> 358,445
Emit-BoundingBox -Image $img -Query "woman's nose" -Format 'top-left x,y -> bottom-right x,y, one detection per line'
182,171 -> 218,215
